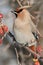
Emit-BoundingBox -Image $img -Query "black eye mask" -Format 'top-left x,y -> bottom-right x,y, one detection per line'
14,9 -> 23,17
11,9 -> 23,17
16,9 -> 23,13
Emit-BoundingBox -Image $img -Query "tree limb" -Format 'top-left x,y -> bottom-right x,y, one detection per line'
16,0 -> 22,7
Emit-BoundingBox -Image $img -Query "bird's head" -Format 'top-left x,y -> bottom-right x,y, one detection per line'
11,8 -> 23,17
11,8 -> 30,21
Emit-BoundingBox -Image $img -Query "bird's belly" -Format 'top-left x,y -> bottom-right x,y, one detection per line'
14,28 -> 36,46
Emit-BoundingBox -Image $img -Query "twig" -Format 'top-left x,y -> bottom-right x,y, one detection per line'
2,31 -> 8,40
30,14 -> 36,20
14,41 -> 41,59
15,48 -> 21,65
16,0 -> 32,9
25,47 -> 40,59
16,0 -> 22,7
19,5 -> 32,10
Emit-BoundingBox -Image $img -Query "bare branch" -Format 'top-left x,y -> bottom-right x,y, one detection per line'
25,47 -> 40,59
16,0 -> 32,10
16,0 -> 22,7
30,14 -> 36,20
19,5 -> 32,10
15,48 -> 21,65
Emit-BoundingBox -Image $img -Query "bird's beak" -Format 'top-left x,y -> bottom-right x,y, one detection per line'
11,11 -> 18,17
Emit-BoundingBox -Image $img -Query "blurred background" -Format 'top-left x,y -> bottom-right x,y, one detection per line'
0,0 -> 43,65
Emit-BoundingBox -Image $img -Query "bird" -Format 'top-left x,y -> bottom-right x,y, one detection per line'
13,9 -> 37,50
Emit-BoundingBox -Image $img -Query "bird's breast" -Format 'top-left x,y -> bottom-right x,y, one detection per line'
13,18 -> 36,45
14,26 -> 36,45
